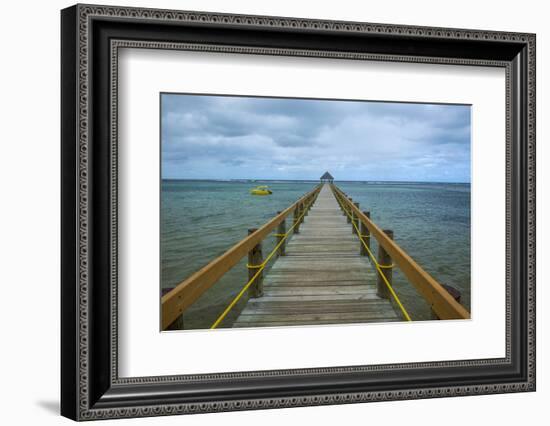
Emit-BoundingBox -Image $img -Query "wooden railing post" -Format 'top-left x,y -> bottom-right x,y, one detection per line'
247,228 -> 264,298
377,229 -> 394,299
346,198 -> 353,223
360,211 -> 371,256
431,285 -> 462,319
166,314 -> 184,330
276,211 -> 286,256
352,202 -> 359,234
305,196 -> 311,216
293,204 -> 301,234
338,193 -> 345,214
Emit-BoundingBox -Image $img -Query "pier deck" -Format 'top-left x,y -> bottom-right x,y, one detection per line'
233,184 -> 402,328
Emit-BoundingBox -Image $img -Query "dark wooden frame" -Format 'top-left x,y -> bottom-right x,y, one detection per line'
61,4 -> 536,421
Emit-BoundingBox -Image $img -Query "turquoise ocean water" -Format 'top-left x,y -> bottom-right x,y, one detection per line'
161,180 -> 470,329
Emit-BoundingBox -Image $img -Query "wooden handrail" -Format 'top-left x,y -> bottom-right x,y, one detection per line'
330,184 -> 470,320
161,184 -> 322,330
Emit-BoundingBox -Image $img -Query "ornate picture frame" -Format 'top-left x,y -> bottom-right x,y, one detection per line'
61,4 -> 535,420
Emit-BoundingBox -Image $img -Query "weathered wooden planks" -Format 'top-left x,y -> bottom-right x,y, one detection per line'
233,184 -> 402,328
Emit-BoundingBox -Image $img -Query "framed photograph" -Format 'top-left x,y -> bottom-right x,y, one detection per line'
61,4 -> 536,421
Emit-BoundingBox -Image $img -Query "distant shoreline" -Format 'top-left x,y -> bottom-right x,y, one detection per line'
161,178 -> 471,185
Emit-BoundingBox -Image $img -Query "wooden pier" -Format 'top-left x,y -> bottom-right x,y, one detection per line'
161,180 -> 470,331
233,184 -> 401,328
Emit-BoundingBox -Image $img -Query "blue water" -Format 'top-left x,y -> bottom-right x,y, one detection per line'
161,180 -> 470,328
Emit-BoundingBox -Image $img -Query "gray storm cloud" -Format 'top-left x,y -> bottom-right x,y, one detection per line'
161,94 -> 471,182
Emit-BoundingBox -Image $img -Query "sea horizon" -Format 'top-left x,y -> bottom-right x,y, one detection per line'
161,178 -> 471,185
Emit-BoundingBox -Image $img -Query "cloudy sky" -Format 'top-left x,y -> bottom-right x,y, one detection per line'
161,94 -> 471,182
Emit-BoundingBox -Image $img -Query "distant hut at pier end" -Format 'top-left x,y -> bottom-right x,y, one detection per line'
320,171 -> 334,183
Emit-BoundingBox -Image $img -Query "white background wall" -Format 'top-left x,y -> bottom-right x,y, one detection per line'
0,0 -> 546,424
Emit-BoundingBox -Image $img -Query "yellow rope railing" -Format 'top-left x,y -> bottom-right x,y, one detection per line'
332,188 -> 412,322
210,193 -> 318,329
